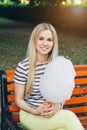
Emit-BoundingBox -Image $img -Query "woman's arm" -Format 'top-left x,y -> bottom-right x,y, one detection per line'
14,82 -> 45,115
15,83 -> 34,113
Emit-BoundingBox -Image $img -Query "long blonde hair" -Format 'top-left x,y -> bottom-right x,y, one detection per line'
26,23 -> 58,95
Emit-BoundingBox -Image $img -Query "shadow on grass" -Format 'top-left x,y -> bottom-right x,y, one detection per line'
0,17 -> 34,28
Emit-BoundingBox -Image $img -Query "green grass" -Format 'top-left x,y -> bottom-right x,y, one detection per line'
0,18 -> 87,70
0,18 -> 34,70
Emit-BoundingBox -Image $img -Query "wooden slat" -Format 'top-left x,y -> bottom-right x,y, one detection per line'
11,115 -> 20,122
5,66 -> 87,83
65,97 -> 87,105
79,116 -> 87,129
6,70 -> 15,83
82,124 -> 87,129
8,95 -> 15,103
74,65 -> 87,71
79,116 -> 87,130
76,71 -> 87,77
7,84 -> 14,92
75,78 -> 87,86
8,105 -> 20,112
66,106 -> 87,114
79,116 -> 87,122
72,88 -> 87,95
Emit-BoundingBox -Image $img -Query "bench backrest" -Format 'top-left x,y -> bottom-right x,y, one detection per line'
1,65 -> 87,128
64,65 -> 87,128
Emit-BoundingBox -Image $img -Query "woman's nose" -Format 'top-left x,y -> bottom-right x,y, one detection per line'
43,40 -> 48,45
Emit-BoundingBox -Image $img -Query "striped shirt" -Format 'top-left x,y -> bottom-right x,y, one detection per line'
14,58 -> 47,108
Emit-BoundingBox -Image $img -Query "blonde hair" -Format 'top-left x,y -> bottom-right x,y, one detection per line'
26,23 -> 58,95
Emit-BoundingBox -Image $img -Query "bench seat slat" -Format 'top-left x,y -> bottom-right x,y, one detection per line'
75,78 -> 87,85
7,84 -> 14,92
65,97 -> 87,105
77,116 -> 87,128
81,123 -> 87,129
79,116 -> 87,121
72,88 -> 87,95
76,71 -> 87,77
74,65 -> 87,71
65,106 -> 87,114
8,105 -> 20,112
11,115 -> 20,122
6,70 -> 15,82
8,95 -> 15,103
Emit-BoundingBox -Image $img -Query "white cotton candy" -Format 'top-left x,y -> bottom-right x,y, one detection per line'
40,56 -> 76,103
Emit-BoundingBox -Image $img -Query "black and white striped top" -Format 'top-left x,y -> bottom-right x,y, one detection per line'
14,58 -> 47,108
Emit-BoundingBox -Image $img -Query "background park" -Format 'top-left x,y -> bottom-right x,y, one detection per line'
0,0 -> 87,70
0,0 -> 87,128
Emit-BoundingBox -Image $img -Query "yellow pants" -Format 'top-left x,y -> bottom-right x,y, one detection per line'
20,109 -> 84,130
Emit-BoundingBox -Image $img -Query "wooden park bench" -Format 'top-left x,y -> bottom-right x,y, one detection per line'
0,65 -> 87,130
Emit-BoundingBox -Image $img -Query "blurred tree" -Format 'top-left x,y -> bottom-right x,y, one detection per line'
29,0 -> 66,7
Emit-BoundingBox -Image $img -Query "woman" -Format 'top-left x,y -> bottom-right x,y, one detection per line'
14,23 -> 84,130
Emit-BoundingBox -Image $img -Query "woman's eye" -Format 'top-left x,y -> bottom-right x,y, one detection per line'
38,37 -> 53,41
47,38 -> 53,41
39,37 -> 44,40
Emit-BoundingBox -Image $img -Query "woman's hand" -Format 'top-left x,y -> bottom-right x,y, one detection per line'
33,102 -> 61,117
41,102 -> 61,117
31,103 -> 49,115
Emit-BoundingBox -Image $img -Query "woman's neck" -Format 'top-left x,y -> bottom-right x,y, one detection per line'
37,59 -> 48,64
37,55 -> 48,64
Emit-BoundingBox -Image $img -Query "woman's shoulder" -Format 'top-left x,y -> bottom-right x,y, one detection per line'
17,58 -> 29,70
14,58 -> 29,84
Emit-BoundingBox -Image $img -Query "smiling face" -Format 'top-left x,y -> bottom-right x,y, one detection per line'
35,30 -> 53,62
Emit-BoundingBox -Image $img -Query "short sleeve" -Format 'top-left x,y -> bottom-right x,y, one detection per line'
14,62 -> 28,85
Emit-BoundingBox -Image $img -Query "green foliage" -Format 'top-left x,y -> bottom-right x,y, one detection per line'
0,2 -> 29,20
29,0 -> 65,7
